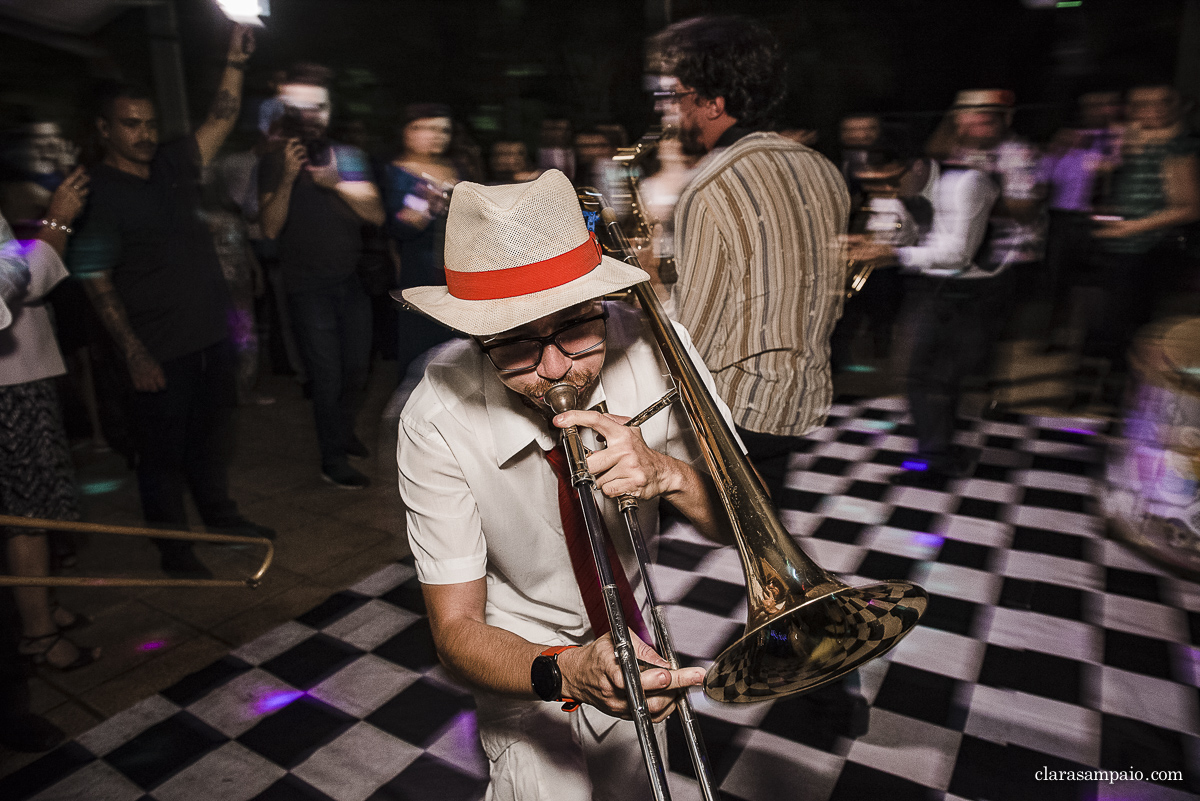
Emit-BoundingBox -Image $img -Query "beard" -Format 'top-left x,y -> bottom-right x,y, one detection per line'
678,122 -> 708,157
129,141 -> 156,163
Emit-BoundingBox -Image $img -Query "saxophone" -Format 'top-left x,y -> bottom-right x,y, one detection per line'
611,128 -> 678,285
844,189 -> 911,298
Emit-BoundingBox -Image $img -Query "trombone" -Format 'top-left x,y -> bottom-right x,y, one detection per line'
545,383 -> 676,801
611,127 -> 678,285
0,514 -> 274,589
565,200 -> 927,799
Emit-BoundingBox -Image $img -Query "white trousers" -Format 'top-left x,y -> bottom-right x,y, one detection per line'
480,700 -> 667,801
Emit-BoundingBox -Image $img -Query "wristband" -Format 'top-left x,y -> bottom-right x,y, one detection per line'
40,219 -> 73,236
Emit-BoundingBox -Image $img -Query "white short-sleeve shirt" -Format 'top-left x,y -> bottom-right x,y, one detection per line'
396,301 -> 736,648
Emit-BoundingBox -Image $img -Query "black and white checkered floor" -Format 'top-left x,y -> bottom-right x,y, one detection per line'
3,396 -> 1199,801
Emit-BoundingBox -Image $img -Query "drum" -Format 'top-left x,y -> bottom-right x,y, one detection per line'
1101,317 -> 1200,577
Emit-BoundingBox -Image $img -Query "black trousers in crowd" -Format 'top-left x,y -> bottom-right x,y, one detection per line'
287,275 -> 373,472
131,339 -> 241,545
905,271 -> 1014,470
1086,245 -> 1191,374
831,265 -> 906,369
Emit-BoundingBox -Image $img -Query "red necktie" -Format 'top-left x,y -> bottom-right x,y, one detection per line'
545,446 -> 650,644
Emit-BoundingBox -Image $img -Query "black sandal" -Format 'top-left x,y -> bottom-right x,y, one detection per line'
19,633 -> 101,671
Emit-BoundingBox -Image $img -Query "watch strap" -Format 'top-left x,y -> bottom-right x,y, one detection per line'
539,645 -> 580,711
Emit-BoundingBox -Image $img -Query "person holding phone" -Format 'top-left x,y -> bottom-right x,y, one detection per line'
258,63 -> 385,489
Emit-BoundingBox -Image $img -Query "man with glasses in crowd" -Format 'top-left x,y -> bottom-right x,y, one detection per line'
395,169 -> 735,800
651,15 -> 850,504
651,14 -> 867,739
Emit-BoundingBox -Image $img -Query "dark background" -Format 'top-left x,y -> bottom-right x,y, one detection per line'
0,0 -> 1191,159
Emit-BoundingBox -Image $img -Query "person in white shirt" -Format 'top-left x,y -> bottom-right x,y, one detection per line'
395,169 -> 734,801
849,154 -> 1005,481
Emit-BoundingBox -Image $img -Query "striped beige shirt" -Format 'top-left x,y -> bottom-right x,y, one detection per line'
672,132 -> 849,437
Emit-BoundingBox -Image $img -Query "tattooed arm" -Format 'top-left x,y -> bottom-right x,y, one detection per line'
81,272 -> 165,392
195,25 -> 255,167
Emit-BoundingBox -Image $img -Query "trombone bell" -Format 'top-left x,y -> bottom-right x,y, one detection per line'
592,204 -> 928,708
705,580 -> 927,703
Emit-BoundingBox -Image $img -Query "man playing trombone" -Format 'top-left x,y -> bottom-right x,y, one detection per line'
395,169 -> 737,800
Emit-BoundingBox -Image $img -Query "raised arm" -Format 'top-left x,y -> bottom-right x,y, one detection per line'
194,25 -> 255,168
36,167 -> 89,257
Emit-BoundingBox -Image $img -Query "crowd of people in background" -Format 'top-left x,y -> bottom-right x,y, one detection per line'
0,11 -> 1198,758
840,82 -> 1199,480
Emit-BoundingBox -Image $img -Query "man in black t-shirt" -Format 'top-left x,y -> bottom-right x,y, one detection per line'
258,63 -> 384,489
70,25 -> 274,578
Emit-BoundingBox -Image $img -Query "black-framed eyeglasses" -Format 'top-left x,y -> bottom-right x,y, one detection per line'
653,89 -> 697,103
480,307 -> 609,373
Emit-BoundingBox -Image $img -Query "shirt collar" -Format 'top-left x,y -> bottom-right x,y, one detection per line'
714,125 -> 753,149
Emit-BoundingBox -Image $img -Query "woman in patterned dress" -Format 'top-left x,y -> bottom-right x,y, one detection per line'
1,170 -> 101,670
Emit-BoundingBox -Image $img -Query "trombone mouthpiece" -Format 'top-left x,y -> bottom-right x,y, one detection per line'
544,383 -> 579,415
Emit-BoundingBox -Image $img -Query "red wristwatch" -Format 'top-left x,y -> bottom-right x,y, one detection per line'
531,645 -> 581,711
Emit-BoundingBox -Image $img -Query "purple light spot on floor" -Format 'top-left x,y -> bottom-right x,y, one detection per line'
138,640 -> 166,652
1183,646 -> 1200,679
255,689 -> 304,715
901,460 -> 928,471
909,532 -> 945,549
1060,427 -> 1094,436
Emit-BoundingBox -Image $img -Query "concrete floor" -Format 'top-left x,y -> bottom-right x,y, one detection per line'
0,362 -> 410,778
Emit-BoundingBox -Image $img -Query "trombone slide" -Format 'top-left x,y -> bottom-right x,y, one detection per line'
545,384 -> 674,801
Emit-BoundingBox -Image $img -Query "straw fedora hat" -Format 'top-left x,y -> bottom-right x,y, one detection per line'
397,169 -> 649,337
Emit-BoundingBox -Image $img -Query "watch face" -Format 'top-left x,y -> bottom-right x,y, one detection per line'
531,654 -> 561,702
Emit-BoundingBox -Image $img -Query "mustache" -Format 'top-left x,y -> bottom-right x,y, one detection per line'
528,370 -> 596,407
